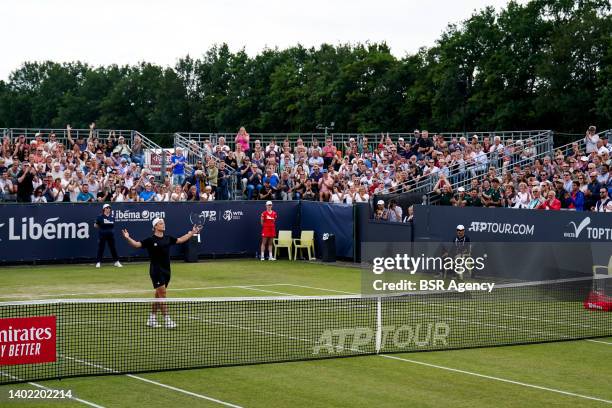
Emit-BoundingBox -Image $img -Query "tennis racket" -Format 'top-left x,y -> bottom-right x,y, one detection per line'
189,211 -> 205,242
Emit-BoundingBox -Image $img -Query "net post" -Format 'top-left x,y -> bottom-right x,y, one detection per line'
375,296 -> 382,353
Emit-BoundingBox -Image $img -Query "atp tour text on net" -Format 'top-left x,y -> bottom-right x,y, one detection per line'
369,255 -> 495,293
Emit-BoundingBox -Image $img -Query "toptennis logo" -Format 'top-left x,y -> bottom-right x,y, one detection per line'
564,217 -> 591,238
564,217 -> 612,240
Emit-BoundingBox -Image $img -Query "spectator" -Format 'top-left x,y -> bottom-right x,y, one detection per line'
76,184 -> 95,202
594,188 -> 610,212
302,179 -> 317,201
139,183 -> 156,202
206,159 -> 219,193
568,181 -> 585,210
170,148 -> 186,186
584,126 -> 599,154
235,127 -> 250,156
200,185 -> 215,202
542,190 -> 561,210
452,187 -> 467,207
386,199 -> 403,222
0,171 -> 15,201
16,161 -> 36,202
246,164 -> 263,200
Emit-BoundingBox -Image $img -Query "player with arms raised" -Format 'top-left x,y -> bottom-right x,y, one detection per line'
122,218 -> 201,328
260,200 -> 277,261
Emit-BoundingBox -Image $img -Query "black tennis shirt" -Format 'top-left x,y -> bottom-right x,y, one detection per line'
141,235 -> 177,275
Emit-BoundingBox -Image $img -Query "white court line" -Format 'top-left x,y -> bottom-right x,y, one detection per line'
380,354 -> 612,405
586,339 -> 612,345
62,356 -> 243,408
0,284 -> 293,299
1,372 -> 105,408
190,313 -> 612,405
282,284 -> 357,295
238,286 -> 301,296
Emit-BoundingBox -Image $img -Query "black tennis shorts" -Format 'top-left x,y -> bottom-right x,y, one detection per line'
150,270 -> 171,289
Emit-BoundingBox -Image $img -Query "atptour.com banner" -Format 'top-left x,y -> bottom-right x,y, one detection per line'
360,242 -> 611,295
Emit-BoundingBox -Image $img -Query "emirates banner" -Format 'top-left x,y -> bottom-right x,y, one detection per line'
0,316 -> 57,366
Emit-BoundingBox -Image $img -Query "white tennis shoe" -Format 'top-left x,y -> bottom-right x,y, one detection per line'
147,316 -> 159,328
165,316 -> 176,329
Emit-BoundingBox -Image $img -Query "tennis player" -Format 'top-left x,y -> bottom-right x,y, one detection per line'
260,200 -> 277,261
94,204 -> 122,268
121,218 -> 201,328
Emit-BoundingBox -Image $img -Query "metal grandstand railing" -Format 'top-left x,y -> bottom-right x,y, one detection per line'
7,128 -> 134,146
174,133 -> 239,199
172,130 -> 549,153
5,127 -> 167,178
390,130 -> 553,197
555,129 -> 612,158
130,131 -> 167,178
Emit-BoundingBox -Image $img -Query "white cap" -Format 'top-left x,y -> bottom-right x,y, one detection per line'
265,200 -> 273,206
377,200 -> 385,205
458,187 -> 465,192
456,224 -> 465,230
102,204 -> 111,210
152,217 -> 164,228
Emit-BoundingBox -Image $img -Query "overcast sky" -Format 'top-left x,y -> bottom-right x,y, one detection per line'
1,0 -> 517,81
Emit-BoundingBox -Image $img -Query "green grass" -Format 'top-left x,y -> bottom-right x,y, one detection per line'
0,260 -> 611,408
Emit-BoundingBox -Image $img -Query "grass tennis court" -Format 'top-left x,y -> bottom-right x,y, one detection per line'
0,260 -> 611,407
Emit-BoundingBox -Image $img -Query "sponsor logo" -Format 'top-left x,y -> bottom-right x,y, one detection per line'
111,210 -> 166,223
564,217 -> 612,240
468,221 -> 534,235
0,217 -> 89,241
200,210 -> 217,222
564,217 -> 591,238
312,323 -> 450,354
0,316 -> 57,366
222,209 -> 244,221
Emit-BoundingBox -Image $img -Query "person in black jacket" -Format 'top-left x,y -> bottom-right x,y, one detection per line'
94,204 -> 122,268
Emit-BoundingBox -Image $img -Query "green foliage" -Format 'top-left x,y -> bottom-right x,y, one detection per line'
0,0 -> 610,133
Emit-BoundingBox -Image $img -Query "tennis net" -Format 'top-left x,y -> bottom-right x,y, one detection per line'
1,276 -> 611,384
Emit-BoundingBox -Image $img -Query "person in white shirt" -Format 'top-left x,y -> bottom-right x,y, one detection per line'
354,186 -> 369,203
385,200 -> 403,222
200,185 -> 215,201
513,182 -> 532,209
489,136 -> 505,153
585,126 -> 599,154
330,186 -> 344,204
156,185 -> 172,202
170,185 -> 186,202
344,183 -> 356,205
308,149 -> 324,169
0,171 -> 14,200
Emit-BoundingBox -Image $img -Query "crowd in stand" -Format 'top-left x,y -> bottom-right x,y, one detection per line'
1,124 -> 611,213
433,126 -> 612,212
